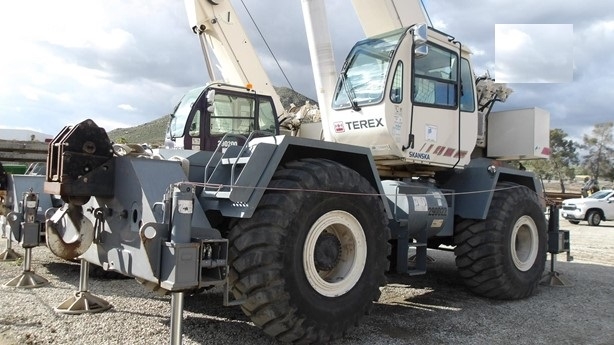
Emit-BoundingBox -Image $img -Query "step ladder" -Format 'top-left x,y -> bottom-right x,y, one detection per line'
202,132 -> 276,202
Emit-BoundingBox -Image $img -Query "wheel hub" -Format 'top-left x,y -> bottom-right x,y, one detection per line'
303,210 -> 367,297
314,232 -> 342,271
511,215 -> 539,272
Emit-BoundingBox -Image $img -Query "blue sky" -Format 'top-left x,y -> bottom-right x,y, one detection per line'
0,0 -> 612,144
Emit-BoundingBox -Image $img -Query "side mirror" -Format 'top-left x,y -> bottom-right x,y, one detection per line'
206,89 -> 216,105
415,45 -> 429,58
206,89 -> 216,113
412,23 -> 428,57
413,23 -> 428,45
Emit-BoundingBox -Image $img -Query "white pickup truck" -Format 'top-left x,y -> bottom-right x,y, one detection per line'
561,189 -> 614,226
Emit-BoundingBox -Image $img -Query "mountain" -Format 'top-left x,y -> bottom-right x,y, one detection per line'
108,116 -> 170,147
0,129 -> 53,142
107,86 -> 316,147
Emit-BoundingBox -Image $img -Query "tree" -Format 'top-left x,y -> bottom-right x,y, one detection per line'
549,128 -> 579,192
522,128 -> 578,193
581,122 -> 614,181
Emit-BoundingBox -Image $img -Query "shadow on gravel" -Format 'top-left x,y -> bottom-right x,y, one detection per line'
181,292 -> 276,343
183,291 -> 248,320
367,254 -> 614,344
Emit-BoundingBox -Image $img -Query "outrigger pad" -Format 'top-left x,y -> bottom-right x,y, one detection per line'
541,271 -> 573,287
0,248 -> 21,262
55,291 -> 112,314
4,271 -> 49,289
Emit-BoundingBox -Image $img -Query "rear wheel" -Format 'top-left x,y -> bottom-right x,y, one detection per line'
454,182 -> 547,299
587,210 -> 602,226
228,159 -> 390,343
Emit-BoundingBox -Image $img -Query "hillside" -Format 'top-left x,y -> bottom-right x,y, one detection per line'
0,129 -> 53,142
107,86 -> 316,147
108,115 -> 170,147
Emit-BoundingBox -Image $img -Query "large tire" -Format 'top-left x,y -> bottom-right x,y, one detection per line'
228,159 -> 390,343
587,210 -> 602,226
454,182 -> 547,299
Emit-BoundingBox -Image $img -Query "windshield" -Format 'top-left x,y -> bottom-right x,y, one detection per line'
169,86 -> 205,138
332,28 -> 407,109
588,190 -> 613,199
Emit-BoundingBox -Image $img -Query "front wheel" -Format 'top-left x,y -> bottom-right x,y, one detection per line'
454,182 -> 547,299
587,210 -> 602,226
228,159 -> 390,343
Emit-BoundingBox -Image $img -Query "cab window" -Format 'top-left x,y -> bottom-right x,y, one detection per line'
258,98 -> 277,133
460,58 -> 475,112
210,93 -> 255,135
390,61 -> 403,103
188,110 -> 200,136
413,44 -> 458,108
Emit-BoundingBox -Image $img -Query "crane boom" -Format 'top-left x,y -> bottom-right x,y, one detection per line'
184,0 -> 284,115
351,0 -> 429,37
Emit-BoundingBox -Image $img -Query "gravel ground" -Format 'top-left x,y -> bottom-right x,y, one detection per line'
0,215 -> 612,345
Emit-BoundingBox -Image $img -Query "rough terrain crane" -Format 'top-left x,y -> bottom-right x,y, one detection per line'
41,0 -> 569,344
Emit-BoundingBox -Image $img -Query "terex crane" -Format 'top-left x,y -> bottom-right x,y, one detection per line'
43,0 -> 559,343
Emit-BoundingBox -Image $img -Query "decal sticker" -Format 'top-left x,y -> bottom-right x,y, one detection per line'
217,140 -> 238,147
335,118 -> 385,132
177,200 -> 193,214
426,124 -> 437,142
413,196 -> 428,212
408,151 -> 431,160
392,115 -> 402,142
334,121 -> 345,133
431,219 -> 444,228
192,137 -> 201,150
348,118 -> 383,130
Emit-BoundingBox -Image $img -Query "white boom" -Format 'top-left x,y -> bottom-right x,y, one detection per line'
184,0 -> 284,115
351,0 -> 429,37
184,0 -> 429,129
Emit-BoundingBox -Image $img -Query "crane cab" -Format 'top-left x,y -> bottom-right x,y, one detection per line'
166,83 -> 280,151
330,25 -> 478,176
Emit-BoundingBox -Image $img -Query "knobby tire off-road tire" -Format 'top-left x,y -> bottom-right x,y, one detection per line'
228,159 -> 390,343
454,182 -> 547,299
587,210 -> 602,226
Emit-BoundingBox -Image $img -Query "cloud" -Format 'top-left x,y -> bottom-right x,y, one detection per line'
0,0 -> 613,146
495,24 -> 574,83
118,104 -> 137,112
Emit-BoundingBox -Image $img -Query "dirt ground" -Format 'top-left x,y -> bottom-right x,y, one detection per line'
0,216 -> 612,344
